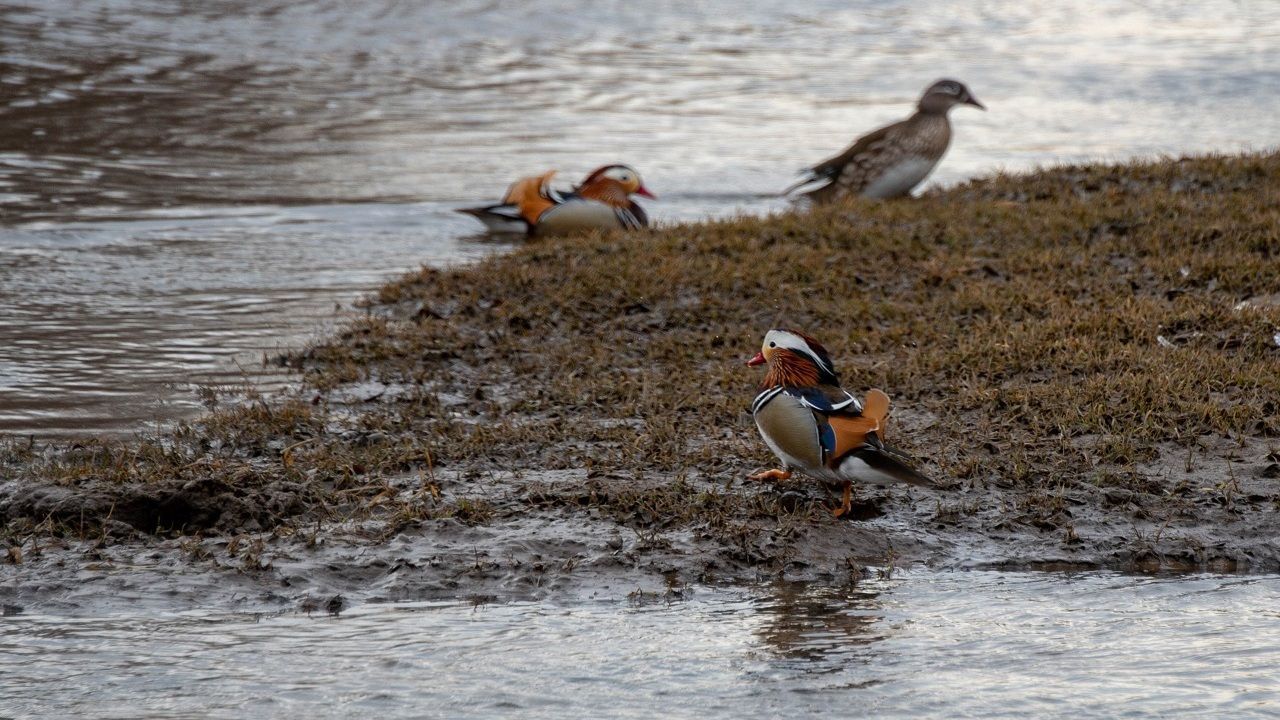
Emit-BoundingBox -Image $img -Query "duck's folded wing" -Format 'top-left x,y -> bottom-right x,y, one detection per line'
824,404 -> 932,486
822,413 -> 878,465
795,385 -> 862,414
838,444 -> 934,486
783,123 -> 898,196
624,201 -> 649,229
502,171 -> 559,225
455,204 -> 530,234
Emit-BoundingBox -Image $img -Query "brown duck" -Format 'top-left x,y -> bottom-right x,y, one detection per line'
786,79 -> 984,203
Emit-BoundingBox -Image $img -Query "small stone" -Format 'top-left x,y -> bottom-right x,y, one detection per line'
776,491 -> 806,513
1103,488 -> 1134,506
326,595 -> 345,616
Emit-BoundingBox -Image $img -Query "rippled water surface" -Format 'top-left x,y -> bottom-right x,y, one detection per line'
3,571 -> 1278,718
2,0 -> 1279,433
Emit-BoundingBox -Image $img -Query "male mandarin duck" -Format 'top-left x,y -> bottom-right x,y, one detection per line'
458,164 -> 655,237
786,79 -> 984,203
747,329 -> 933,517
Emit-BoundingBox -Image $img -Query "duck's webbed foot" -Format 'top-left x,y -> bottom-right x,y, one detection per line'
831,480 -> 852,518
747,468 -> 793,483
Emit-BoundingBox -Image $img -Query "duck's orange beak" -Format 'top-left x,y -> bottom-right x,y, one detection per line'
635,184 -> 656,199
746,351 -> 766,367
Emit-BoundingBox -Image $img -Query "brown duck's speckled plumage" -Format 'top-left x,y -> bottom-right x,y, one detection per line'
803,111 -> 952,204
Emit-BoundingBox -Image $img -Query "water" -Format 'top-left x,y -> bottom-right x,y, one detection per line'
2,0 -> 1279,435
0,206 -> 513,435
2,570 -> 1277,718
3,6 -> 1278,711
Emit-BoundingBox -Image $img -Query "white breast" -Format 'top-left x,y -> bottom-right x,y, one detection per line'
861,156 -> 940,199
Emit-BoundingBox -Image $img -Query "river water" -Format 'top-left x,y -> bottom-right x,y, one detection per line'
3,4 -> 1280,713
3,570 -> 1278,718
3,0 -> 1279,435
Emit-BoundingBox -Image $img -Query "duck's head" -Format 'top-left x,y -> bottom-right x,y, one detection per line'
917,79 -> 984,115
747,328 -> 840,387
579,164 -> 656,200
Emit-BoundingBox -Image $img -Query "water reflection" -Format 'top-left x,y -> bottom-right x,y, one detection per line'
753,582 -> 885,668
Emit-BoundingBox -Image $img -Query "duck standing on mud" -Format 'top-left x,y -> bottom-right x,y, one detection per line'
746,329 -> 934,517
458,164 -> 655,237
785,79 -> 984,203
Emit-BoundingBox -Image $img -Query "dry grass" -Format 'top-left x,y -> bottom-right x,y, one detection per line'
300,152 -> 1280,488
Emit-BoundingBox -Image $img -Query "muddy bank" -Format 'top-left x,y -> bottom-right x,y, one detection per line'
1,451 -> 1271,615
3,153 -> 1280,612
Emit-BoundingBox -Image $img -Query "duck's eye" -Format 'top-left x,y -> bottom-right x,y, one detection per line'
768,342 -> 776,348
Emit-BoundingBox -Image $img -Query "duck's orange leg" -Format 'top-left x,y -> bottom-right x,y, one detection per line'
748,468 -> 792,482
831,480 -> 852,518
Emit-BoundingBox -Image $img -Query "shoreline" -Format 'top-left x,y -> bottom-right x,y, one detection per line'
4,152 -> 1280,613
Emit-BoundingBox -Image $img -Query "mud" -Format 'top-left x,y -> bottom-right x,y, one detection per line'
3,437 -> 1274,616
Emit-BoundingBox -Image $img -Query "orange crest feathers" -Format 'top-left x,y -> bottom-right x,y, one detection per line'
762,349 -> 822,388
764,328 -> 840,387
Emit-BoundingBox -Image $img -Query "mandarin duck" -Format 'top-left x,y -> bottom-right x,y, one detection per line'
786,79 -> 984,203
458,164 -> 654,237
746,329 -> 933,517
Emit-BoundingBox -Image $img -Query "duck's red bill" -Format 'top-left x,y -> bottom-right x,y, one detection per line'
746,352 -> 766,366
635,185 -> 656,199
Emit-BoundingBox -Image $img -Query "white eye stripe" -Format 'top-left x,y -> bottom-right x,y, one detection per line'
603,166 -> 641,183
762,330 -> 835,375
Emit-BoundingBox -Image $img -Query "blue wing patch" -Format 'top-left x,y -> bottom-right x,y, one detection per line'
818,422 -> 836,458
794,387 -> 836,412
794,387 -> 861,414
